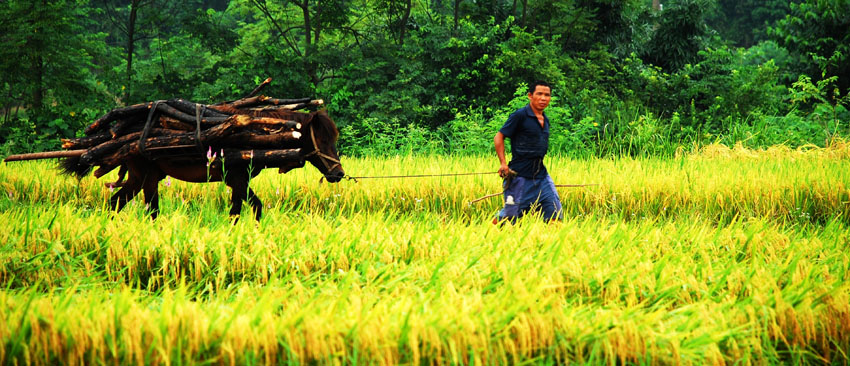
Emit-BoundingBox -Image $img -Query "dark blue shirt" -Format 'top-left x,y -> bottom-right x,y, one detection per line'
499,104 -> 550,179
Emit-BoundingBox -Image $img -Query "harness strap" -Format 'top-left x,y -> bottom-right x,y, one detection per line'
194,103 -> 205,154
139,100 -> 165,158
303,124 -> 341,172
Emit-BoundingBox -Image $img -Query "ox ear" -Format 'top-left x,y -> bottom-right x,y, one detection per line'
314,109 -> 339,143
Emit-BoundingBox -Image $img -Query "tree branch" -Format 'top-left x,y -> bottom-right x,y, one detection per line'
250,0 -> 302,57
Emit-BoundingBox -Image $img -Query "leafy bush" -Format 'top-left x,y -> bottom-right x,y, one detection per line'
770,0 -> 850,95
338,117 -> 444,156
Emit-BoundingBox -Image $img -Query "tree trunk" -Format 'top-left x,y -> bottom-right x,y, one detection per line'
312,0 -> 321,45
31,0 -> 48,111
453,0 -> 460,32
652,0 -> 660,11
33,56 -> 44,111
125,0 -> 141,103
398,0 -> 413,46
300,0 -> 319,86
520,0 -> 527,27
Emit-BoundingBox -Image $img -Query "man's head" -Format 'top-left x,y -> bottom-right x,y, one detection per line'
527,80 -> 551,113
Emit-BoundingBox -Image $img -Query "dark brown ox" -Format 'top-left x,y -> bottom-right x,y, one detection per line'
61,109 -> 344,221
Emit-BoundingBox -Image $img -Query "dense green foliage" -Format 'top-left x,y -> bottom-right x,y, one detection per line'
0,0 -> 848,157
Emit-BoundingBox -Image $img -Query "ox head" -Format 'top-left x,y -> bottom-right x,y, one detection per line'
301,110 -> 345,182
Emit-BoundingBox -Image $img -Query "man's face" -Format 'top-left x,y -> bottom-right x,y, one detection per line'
528,85 -> 551,112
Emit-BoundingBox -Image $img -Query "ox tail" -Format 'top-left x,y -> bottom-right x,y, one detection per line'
60,155 -> 93,178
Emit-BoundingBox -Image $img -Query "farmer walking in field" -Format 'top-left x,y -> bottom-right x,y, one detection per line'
494,80 -> 563,223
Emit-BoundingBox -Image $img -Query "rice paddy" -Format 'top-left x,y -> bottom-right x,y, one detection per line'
1,142 -> 849,365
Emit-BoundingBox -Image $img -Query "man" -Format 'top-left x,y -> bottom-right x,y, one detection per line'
493,80 -> 563,223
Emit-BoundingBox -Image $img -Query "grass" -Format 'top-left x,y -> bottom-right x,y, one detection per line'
0,142 -> 849,365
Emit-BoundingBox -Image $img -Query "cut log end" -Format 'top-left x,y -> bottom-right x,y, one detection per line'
234,115 -> 252,127
240,151 -> 256,160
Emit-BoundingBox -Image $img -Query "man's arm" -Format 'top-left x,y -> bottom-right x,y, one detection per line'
494,132 -> 510,177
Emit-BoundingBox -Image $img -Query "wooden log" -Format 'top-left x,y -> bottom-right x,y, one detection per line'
222,148 -> 302,168
235,117 -> 301,130
80,129 -> 171,165
153,103 -> 230,125
94,115 -> 296,167
223,95 -> 266,109
217,131 -> 302,149
109,115 -> 145,138
262,97 -> 316,105
62,130 -> 111,149
237,124 -> 298,136
232,99 -> 322,112
99,115 -> 248,166
4,149 -> 86,162
124,116 -> 301,159
158,116 -> 195,131
85,101 -> 229,137
166,98 -> 229,117
210,96 -> 315,110
244,101 -> 321,112
261,99 -> 323,108
244,77 -> 272,98
85,102 -> 150,135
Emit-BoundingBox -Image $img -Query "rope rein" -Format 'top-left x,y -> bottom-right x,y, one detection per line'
342,171 -> 497,182
307,134 -> 597,201
316,166 -> 598,204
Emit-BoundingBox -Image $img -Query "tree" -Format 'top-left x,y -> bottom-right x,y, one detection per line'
641,0 -> 711,71
517,0 -> 647,55
770,0 -> 850,95
377,0 -> 414,45
0,0 -> 111,150
97,0 -> 187,104
248,0 -> 354,88
124,0 -> 146,102
0,0 -> 105,114
706,0 -> 797,48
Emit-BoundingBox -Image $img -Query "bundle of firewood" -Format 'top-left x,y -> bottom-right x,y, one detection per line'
20,78 -> 323,178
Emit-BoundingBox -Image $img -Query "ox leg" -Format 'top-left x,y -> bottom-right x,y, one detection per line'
109,162 -> 144,213
226,174 -> 248,222
110,180 -> 142,213
247,188 -> 263,221
225,171 -> 263,222
142,172 -> 164,220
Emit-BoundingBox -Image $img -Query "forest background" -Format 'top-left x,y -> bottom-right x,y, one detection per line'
0,0 -> 848,158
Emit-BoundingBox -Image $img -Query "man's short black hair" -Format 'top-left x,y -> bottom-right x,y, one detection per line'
528,80 -> 552,94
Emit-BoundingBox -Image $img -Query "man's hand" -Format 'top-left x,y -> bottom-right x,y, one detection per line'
498,164 -> 511,178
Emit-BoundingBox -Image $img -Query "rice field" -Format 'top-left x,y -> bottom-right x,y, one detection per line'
1,142 -> 849,365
